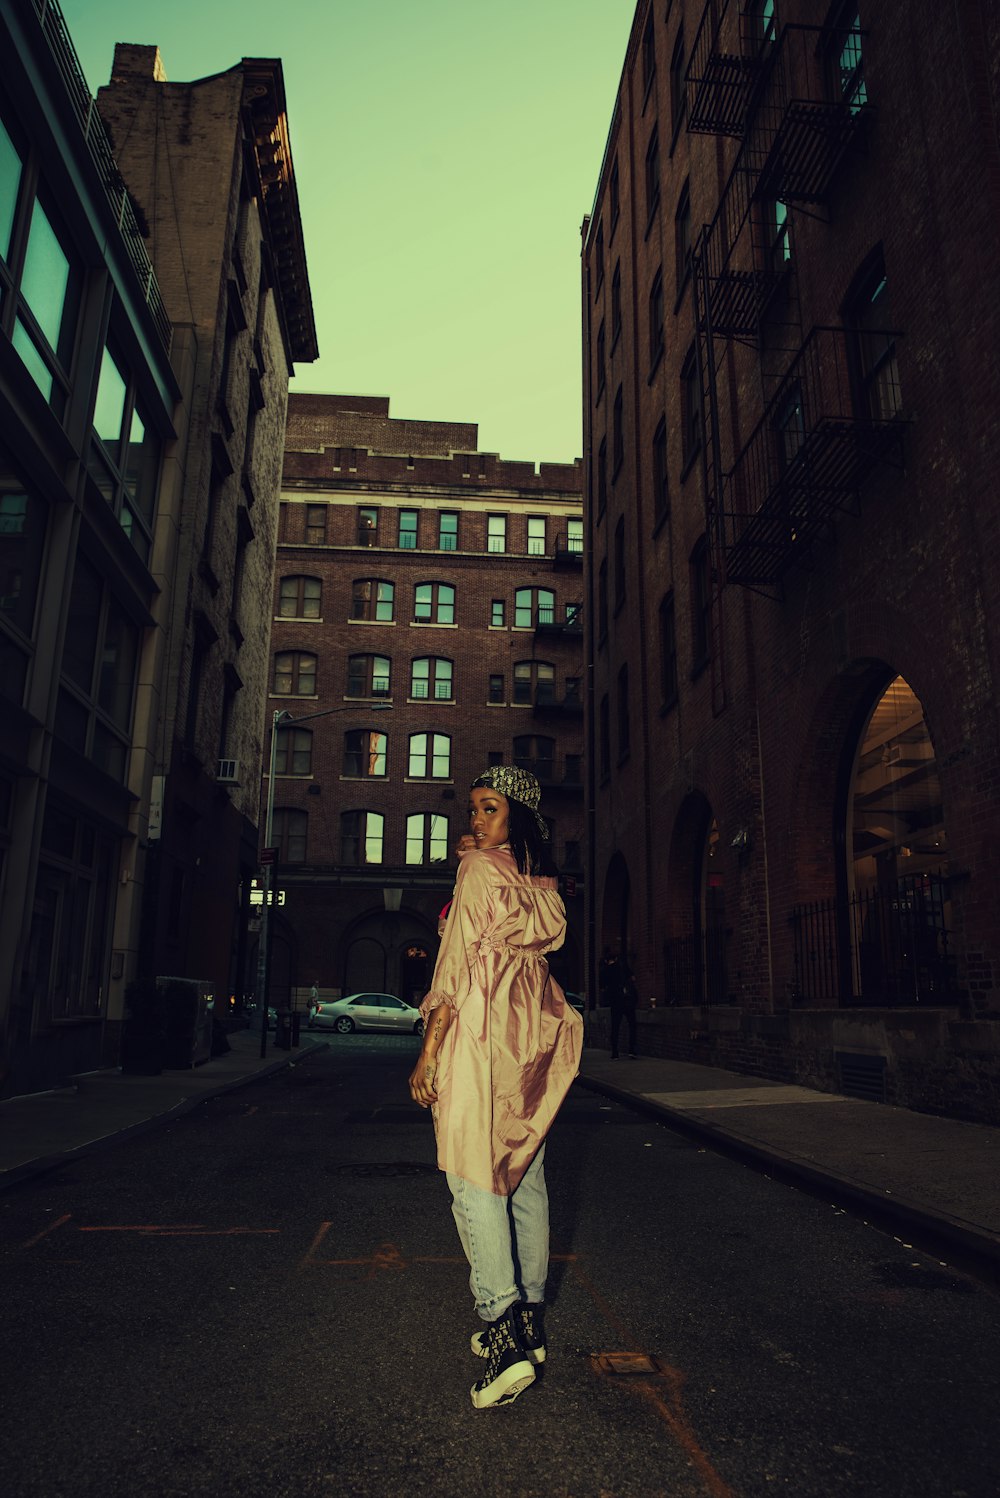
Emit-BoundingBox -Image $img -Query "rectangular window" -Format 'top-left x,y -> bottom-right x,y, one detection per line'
527,517 -> 546,556
645,128 -> 660,225
834,8 -> 867,114
652,418 -> 669,524
398,510 -> 418,549
675,182 -> 692,294
597,440 -> 607,516
439,511 -> 458,550
599,695 -> 610,780
610,159 -> 620,232
306,505 -> 327,545
660,593 -> 678,705
596,321 -> 606,399
595,220 -> 604,290
406,812 -> 449,865
649,270 -> 664,370
358,507 -> 378,545
487,515 -> 506,554
491,599 -> 505,627
567,518 -> 583,554
612,386 -> 624,476
642,11 -> 657,96
681,348 -> 702,469
488,674 -> 504,703
611,263 -> 622,344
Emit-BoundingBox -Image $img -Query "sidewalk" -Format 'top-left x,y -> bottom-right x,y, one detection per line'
577,1048 -> 1000,1285
0,1025 -> 327,1190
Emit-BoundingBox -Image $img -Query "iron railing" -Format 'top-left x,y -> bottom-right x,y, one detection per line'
31,0 -> 171,350
792,871 -> 957,1006
663,927 -> 731,1005
721,324 -> 907,590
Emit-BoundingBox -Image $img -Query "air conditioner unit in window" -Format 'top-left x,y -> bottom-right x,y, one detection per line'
217,759 -> 240,784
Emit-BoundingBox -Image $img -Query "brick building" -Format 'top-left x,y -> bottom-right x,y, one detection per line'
582,0 -> 1000,1119
267,393 -> 584,1010
0,0 -> 315,1096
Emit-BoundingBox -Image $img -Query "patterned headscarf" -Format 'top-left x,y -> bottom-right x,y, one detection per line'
470,765 -> 549,840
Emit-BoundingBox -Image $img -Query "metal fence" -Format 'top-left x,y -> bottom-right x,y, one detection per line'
663,926 -> 731,1005
792,872 -> 957,1006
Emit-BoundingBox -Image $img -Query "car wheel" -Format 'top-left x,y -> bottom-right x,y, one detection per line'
334,1016 -> 355,1034
413,1019 -> 424,1037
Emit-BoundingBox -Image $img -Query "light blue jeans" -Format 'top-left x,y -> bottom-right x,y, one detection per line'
446,1144 -> 549,1322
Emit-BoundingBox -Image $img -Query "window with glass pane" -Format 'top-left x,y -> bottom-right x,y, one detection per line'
748,0 -> 776,51
598,440 -> 607,514
358,507 -> 378,545
398,510 -> 418,548
19,197 -> 71,358
513,734 -> 555,781
0,115 -> 22,262
514,587 -> 555,628
613,386 -> 624,474
414,582 -> 455,624
611,263 -> 622,342
343,729 -> 387,777
439,511 -> 458,550
371,655 -> 390,695
598,560 -> 608,640
273,651 -> 317,695
675,182 -> 691,290
596,320 -> 606,397
770,200 -> 791,269
352,579 -> 394,621
853,263 -> 902,421
411,657 -> 453,700
491,599 -> 505,627
599,695 -> 610,778
306,505 -> 327,544
660,592 -> 678,704
487,515 -> 506,554
618,664 -> 630,757
97,598 -> 138,733
681,349 -> 701,466
776,386 -> 805,468
408,732 -> 451,778
652,419 -> 669,524
274,808 -> 307,863
275,727 -> 312,775
406,812 -> 450,865
341,810 -> 384,865
0,489 -> 47,641
527,517 -> 546,556
62,554 -> 102,694
488,674 -> 504,703
280,576 -> 321,618
835,9 -> 867,113
567,519 -> 583,554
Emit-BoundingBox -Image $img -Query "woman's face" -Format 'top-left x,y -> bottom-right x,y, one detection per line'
468,787 -> 510,849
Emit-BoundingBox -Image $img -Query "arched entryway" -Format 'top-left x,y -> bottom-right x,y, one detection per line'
842,673 -> 951,1003
663,793 -> 728,1004
600,850 -> 631,959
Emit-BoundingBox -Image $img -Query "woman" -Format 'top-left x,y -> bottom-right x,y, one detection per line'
409,766 -> 582,1409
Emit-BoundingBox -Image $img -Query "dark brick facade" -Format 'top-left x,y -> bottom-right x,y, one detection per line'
582,0 -> 1000,1120
265,394 -> 585,1011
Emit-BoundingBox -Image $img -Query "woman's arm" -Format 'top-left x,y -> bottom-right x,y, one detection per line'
408,1002 -> 454,1108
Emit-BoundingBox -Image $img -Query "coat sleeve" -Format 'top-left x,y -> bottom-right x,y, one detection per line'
419,854 -> 494,1019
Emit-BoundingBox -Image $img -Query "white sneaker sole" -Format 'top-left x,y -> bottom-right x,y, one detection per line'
470,1327 -> 546,1364
470,1360 -> 536,1409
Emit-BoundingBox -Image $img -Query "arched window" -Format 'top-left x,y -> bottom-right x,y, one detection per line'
340,810 -> 384,866
274,726 -> 312,776
273,651 -> 316,696
343,729 -> 387,778
346,654 -> 391,698
406,813 -> 449,864
351,579 -> 394,621
410,657 -> 454,700
414,582 -> 455,624
273,808 -> 307,863
514,587 -> 555,628
513,660 -> 555,706
279,576 -> 321,619
408,732 -> 451,779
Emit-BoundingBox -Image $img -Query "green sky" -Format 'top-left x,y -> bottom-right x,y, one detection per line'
64,0 -> 637,466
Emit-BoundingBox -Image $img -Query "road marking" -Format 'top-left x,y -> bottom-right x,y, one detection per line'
569,1256 -> 737,1498
77,1225 -> 280,1237
19,1212 -> 72,1249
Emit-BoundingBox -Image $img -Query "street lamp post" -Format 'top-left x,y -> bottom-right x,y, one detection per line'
257,702 -> 392,1057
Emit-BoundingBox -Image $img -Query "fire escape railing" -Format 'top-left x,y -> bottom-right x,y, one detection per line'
720,325 -> 907,592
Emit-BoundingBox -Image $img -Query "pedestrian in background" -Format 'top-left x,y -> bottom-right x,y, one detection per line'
607,946 -> 638,1059
408,766 -> 582,1409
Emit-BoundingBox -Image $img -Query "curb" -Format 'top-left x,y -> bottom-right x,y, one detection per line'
575,1072 -> 1000,1291
0,1039 -> 329,1194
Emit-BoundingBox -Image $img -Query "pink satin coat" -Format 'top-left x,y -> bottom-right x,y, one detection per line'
419,846 -> 583,1196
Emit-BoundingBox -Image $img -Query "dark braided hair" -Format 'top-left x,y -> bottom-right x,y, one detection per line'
505,799 -> 560,878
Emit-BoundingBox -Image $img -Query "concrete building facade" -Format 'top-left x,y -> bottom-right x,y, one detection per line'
0,0 -> 315,1095
268,393 -> 585,1011
581,0 -> 1000,1120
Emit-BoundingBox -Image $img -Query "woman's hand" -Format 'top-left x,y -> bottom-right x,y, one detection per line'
454,833 -> 476,858
409,1053 -> 439,1108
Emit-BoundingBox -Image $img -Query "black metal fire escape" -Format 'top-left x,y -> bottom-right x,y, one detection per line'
686,3 -> 906,601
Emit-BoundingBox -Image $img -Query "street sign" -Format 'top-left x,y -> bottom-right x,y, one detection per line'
260,847 -> 279,866
565,876 -> 577,898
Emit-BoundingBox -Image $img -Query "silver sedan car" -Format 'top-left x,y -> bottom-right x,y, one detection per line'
308,992 -> 424,1036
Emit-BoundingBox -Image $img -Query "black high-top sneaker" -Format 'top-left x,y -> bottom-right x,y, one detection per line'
469,1305 -> 536,1409
471,1302 -> 547,1365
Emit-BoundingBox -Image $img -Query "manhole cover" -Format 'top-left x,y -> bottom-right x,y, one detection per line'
327,1161 -> 438,1178
592,1352 -> 662,1376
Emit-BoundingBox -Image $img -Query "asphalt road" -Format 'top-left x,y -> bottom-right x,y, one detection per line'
2,1038 -> 998,1498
